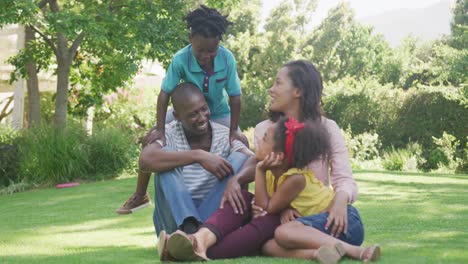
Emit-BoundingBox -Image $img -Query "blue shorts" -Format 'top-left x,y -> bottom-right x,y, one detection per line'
296,205 -> 364,246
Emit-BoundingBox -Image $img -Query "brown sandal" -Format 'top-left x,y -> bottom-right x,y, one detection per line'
359,244 -> 381,262
167,230 -> 209,261
316,243 -> 346,264
158,230 -> 176,262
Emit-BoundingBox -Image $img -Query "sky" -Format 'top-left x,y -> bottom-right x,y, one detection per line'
261,0 -> 449,27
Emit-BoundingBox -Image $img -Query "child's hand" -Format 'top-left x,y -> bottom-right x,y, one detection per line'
251,200 -> 267,218
257,152 -> 284,170
143,127 -> 166,147
230,130 -> 249,148
280,208 -> 302,224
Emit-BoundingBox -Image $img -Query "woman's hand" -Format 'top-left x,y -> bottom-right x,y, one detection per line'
257,152 -> 284,171
280,208 -> 302,224
323,191 -> 349,237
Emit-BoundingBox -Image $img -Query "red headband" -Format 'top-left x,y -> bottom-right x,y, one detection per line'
284,117 -> 304,166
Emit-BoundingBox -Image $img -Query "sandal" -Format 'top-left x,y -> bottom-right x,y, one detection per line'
167,230 -> 209,261
316,243 -> 346,264
359,244 -> 381,262
158,230 -> 176,262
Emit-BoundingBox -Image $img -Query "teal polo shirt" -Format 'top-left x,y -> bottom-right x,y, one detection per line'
161,44 -> 241,119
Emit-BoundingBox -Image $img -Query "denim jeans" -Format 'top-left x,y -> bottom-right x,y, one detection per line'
296,205 -> 364,246
153,151 -> 248,235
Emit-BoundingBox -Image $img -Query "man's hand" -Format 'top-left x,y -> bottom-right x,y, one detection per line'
143,127 -> 166,147
280,208 -> 302,224
219,178 -> 246,214
230,130 -> 249,148
197,151 -> 234,180
323,191 -> 349,238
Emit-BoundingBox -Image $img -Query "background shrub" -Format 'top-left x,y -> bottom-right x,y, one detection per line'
87,126 -> 139,177
382,146 -> 421,172
16,124 -> 91,185
342,128 -> 381,162
382,148 -> 405,171
324,92 -> 381,135
394,87 -> 467,149
1,122 -> 140,190
239,75 -> 270,129
0,126 -> 20,186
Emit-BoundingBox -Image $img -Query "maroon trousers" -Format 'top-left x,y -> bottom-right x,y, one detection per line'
202,191 -> 281,259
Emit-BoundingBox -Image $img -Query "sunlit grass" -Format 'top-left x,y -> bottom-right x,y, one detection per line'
0,171 -> 467,263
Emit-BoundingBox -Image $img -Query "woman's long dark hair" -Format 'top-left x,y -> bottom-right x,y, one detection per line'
269,60 -> 324,122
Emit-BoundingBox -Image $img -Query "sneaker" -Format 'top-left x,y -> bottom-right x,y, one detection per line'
116,192 -> 151,215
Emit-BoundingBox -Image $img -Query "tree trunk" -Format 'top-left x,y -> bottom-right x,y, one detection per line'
25,26 -> 41,128
54,58 -> 70,130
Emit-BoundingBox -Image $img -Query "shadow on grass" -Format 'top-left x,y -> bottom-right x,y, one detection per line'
354,169 -> 468,179
0,177 -> 155,237
1,172 -> 467,264
1,246 -> 156,264
0,245 -> 333,264
357,177 -> 468,192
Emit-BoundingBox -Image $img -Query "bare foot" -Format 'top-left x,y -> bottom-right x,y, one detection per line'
190,234 -> 210,260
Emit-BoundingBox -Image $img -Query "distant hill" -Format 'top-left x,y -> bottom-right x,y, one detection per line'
359,0 -> 454,47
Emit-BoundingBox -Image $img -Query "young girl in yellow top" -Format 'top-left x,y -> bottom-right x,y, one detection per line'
258,118 -> 381,263
161,116 -> 379,263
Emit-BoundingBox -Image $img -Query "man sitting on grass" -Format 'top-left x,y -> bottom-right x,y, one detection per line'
138,83 -> 254,235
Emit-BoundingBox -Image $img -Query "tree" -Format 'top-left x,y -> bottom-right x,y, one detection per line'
7,25 -> 50,127
24,26 -> 41,127
1,0 -> 187,130
223,0 -> 318,128
303,2 -> 393,83
450,0 -> 468,50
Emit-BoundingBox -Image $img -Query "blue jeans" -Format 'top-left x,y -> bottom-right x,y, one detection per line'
296,205 -> 364,246
153,151 -> 248,235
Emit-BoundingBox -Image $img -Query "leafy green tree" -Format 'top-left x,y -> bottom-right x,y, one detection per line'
1,0 -> 187,130
223,0 -> 262,79
303,2 -> 394,83
224,0 -> 261,40
450,0 -> 468,49
431,44 -> 468,86
395,36 -> 467,88
7,26 -> 50,127
225,0 -> 317,128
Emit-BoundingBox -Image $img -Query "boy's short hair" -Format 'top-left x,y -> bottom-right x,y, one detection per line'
185,5 -> 232,39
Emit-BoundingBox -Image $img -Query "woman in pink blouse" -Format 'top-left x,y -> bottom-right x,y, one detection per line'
254,60 -> 358,240
254,61 -> 381,262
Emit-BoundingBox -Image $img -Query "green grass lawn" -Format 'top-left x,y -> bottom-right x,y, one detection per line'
1,171 -> 467,264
